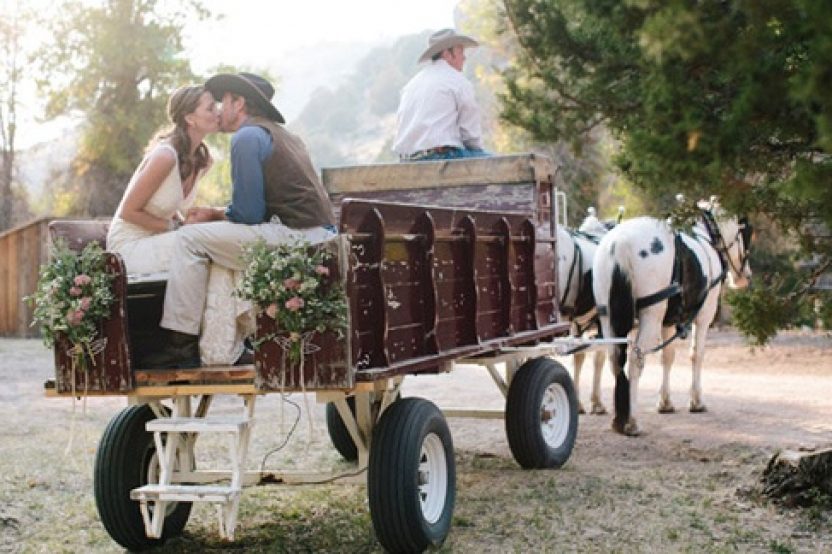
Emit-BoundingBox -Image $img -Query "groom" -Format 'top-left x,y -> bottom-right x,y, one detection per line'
148,72 -> 336,368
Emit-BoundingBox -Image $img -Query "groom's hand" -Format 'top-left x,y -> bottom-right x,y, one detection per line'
185,207 -> 223,224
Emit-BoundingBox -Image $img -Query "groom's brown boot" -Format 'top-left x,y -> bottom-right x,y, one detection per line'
142,330 -> 201,369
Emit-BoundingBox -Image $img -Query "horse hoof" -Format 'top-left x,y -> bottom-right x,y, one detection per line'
591,404 -> 607,415
623,421 -> 641,436
658,402 -> 676,414
612,418 -> 640,436
689,403 -> 708,413
578,403 -> 586,415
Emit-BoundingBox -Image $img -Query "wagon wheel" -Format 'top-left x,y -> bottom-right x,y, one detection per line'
325,392 -> 399,462
505,357 -> 578,469
368,397 -> 455,552
94,404 -> 192,550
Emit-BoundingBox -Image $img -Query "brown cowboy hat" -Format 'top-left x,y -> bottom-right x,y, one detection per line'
205,72 -> 285,124
418,28 -> 479,63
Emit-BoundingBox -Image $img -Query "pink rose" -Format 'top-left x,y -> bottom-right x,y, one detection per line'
283,278 -> 300,291
67,309 -> 84,326
265,303 -> 278,319
315,265 -> 329,276
74,274 -> 92,287
285,296 -> 304,312
80,297 -> 92,311
69,287 -> 83,297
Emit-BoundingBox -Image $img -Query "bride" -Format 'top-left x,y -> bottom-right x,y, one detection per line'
107,85 -> 253,366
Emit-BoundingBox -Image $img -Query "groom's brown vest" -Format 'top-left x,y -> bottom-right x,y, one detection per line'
246,116 -> 335,228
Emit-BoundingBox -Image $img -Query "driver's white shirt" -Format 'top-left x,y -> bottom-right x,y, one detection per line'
393,59 -> 484,156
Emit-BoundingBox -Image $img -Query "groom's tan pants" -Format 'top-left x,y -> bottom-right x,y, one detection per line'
161,220 -> 337,335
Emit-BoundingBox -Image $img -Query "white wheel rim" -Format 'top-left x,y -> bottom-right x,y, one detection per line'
540,382 -> 570,448
418,433 -> 448,524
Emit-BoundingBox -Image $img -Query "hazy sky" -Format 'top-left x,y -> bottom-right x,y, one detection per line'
16,0 -> 461,148
190,0 -> 460,71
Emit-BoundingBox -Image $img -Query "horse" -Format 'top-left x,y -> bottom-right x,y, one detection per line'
557,208 -> 620,415
591,201 -> 752,436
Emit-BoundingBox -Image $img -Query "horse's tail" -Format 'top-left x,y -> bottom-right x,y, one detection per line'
594,235 -> 636,428
609,262 -> 635,425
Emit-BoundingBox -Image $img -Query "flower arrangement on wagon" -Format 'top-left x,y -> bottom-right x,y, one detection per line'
236,239 -> 347,366
26,240 -> 115,374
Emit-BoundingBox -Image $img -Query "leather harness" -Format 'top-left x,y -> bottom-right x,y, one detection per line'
634,214 -> 728,354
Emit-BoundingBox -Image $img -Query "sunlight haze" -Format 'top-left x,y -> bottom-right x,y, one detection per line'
16,0 -> 461,147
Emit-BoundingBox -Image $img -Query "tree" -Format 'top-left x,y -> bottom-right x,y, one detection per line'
457,0 -> 632,224
36,0 -> 209,216
0,0 -> 28,231
501,0 -> 832,342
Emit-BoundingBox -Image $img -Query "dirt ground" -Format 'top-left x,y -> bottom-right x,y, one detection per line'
0,328 -> 830,553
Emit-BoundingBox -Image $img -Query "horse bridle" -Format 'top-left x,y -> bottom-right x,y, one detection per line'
701,210 -> 751,280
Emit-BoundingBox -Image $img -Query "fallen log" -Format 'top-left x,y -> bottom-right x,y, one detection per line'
762,447 -> 832,506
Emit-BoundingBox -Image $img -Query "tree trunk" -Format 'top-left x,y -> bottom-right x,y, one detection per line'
1,149 -> 12,231
762,448 -> 832,507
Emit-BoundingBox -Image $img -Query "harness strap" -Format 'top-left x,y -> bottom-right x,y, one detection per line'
559,238 -> 582,314
635,283 -> 681,312
644,241 -> 727,355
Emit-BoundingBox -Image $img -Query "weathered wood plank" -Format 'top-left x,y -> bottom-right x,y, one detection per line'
322,154 -> 555,193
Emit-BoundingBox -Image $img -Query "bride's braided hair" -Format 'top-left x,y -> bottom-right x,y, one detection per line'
148,85 -> 211,181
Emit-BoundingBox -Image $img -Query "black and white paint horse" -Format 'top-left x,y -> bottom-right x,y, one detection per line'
557,209 -> 618,415
592,202 -> 752,436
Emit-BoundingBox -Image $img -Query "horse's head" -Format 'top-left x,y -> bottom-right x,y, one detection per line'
701,202 -> 752,289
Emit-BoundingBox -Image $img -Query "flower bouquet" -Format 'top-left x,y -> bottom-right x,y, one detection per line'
27,239 -> 118,393
236,239 -> 348,389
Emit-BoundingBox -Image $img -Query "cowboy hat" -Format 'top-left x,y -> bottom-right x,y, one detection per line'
418,28 -> 479,63
205,72 -> 285,124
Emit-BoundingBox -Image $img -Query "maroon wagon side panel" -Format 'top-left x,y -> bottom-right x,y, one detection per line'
340,199 -> 568,381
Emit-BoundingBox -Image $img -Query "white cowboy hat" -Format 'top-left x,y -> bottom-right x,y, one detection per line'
418,28 -> 479,63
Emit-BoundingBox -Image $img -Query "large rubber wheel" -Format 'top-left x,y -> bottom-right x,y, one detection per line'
505,357 -> 578,469
325,397 -> 358,461
94,404 -> 192,551
368,397 -> 455,553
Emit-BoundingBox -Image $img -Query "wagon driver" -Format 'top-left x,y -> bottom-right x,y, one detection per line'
393,28 -> 490,161
147,72 -> 337,369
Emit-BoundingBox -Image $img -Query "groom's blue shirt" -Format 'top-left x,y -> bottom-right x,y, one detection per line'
224,121 -> 273,224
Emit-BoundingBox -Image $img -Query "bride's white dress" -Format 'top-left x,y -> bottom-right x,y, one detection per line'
106,142 -> 254,365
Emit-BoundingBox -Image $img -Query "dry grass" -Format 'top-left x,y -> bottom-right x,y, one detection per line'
0,333 -> 830,553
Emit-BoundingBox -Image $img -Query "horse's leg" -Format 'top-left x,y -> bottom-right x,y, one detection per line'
573,349 -> 587,414
657,325 -> 677,413
689,290 -> 719,412
623,307 -> 664,436
590,349 -> 607,414
689,321 -> 709,412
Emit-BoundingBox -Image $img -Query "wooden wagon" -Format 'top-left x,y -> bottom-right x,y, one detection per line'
44,154 -> 578,552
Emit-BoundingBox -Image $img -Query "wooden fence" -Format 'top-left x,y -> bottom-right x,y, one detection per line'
0,217 -> 53,337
